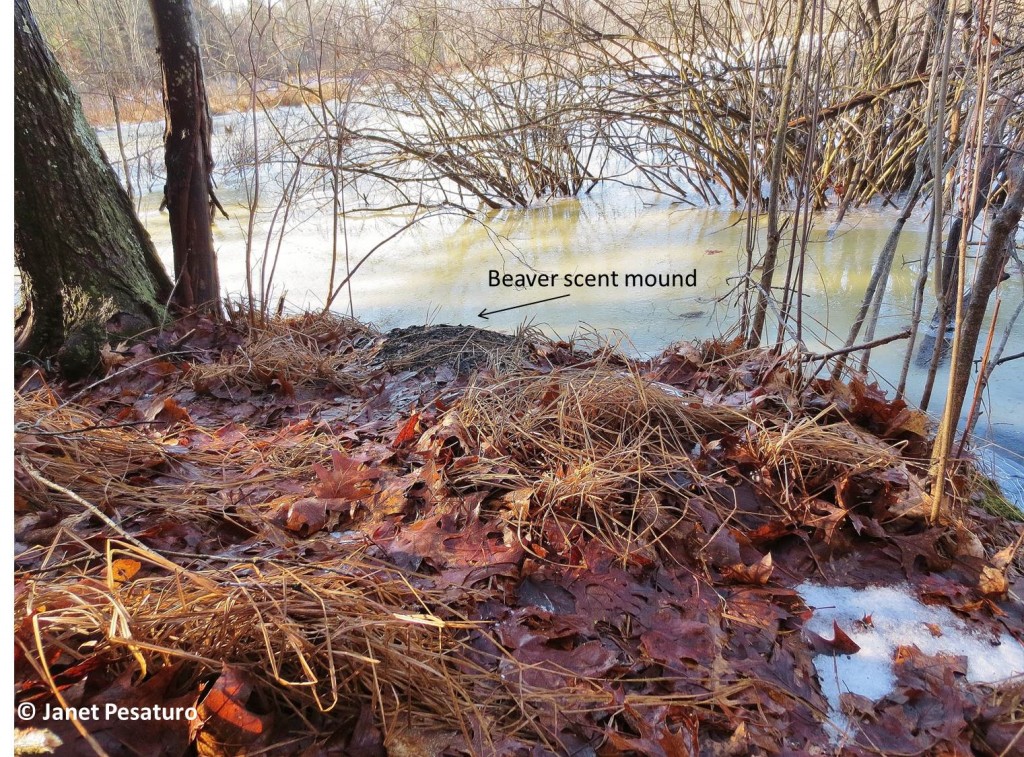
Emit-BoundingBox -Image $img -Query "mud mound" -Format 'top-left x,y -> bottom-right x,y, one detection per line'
374,323 -> 527,373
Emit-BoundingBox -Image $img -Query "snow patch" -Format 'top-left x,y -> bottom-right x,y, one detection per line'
796,582 -> 1024,741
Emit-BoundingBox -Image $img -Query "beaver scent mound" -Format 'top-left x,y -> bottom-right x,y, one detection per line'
374,324 -> 527,373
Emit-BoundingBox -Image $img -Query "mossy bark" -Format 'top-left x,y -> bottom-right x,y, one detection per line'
14,0 -> 173,378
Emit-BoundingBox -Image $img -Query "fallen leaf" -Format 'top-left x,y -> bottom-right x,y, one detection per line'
34,665 -> 199,756
196,666 -> 272,754
285,498 -> 328,536
313,450 -> 381,500
954,527 -> 985,560
144,397 -> 192,426
607,705 -> 699,757
806,620 -> 861,656
384,727 -> 458,757
141,360 -> 180,378
852,646 -> 971,753
346,704 -> 385,757
885,407 -> 930,438
268,375 -> 295,396
640,613 -> 714,668
979,566 -> 1009,598
517,576 -> 576,614
991,544 -> 1017,570
100,344 -> 128,372
14,727 -> 62,754
108,558 -> 141,585
392,410 -> 421,448
722,552 -> 773,585
502,488 -> 533,521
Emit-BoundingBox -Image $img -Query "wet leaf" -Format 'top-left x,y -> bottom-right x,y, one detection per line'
885,529 -> 951,575
285,498 -> 328,536
849,378 -> 905,431
806,620 -> 861,656
851,646 -> 972,753
607,706 -> 699,757
141,360 -> 180,378
640,613 -> 714,668
392,410 -> 421,448
313,450 -> 381,500
517,576 -> 576,614
346,704 -> 385,757
28,666 -> 198,756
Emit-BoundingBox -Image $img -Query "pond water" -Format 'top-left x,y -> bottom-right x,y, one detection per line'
101,121 -> 1024,500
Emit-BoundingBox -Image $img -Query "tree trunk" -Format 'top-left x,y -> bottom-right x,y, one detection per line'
929,160 -> 1024,521
14,0 -> 173,379
149,0 -> 222,313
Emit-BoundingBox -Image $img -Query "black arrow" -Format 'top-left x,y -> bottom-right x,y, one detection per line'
478,293 -> 571,319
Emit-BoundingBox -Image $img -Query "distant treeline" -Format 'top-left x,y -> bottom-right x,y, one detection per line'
35,0 -> 1023,211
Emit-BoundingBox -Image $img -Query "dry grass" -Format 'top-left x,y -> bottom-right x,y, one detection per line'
188,313 -> 377,393
20,547 -> 477,719
445,359 -> 750,555
80,81 -> 348,129
442,342 -> 929,556
747,415 -> 901,501
14,384 -> 339,538
16,542 -> 591,752
14,389 -> 170,483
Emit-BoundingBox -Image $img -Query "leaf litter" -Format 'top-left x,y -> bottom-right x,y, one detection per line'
12,313 -> 1024,756
797,582 -> 1024,747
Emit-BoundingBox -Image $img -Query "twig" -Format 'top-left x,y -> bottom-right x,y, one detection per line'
15,420 -> 163,436
18,456 -> 151,553
992,350 -> 1024,367
959,298 -> 1001,458
801,329 -> 911,362
785,74 -> 931,131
